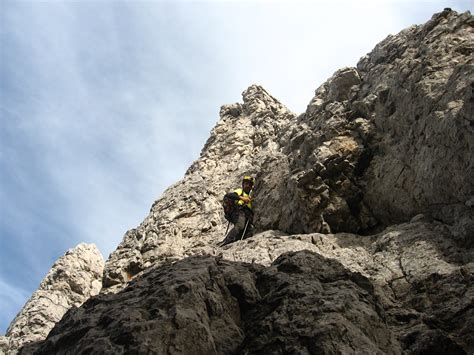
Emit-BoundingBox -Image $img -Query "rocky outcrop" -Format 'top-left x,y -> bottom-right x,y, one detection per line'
33,221 -> 473,353
0,243 -> 104,354
259,9 -> 473,236
5,8 -> 473,355
102,9 -> 473,291
359,10 -> 473,230
35,251 -> 400,354
102,85 -> 296,290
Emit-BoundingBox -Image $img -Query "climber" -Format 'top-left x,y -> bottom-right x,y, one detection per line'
219,176 -> 255,247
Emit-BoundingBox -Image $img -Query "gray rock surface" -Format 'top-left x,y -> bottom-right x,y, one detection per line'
5,8 -> 473,355
1,243 -> 104,354
221,221 -> 473,352
32,225 -> 473,354
358,10 -> 474,231
103,10 -> 473,291
35,251 -> 400,354
273,8 -> 474,236
102,85 -> 296,289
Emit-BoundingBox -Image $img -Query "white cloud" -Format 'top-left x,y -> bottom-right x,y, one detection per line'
0,277 -> 31,335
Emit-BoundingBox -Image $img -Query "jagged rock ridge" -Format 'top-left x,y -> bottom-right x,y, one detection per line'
0,244 -> 104,354
101,10 -> 473,292
4,8 -> 473,354
101,84 -> 296,290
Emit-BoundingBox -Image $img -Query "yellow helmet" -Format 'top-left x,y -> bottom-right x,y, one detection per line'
242,176 -> 254,185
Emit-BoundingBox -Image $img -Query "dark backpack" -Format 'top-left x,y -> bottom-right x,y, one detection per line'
222,194 -> 236,222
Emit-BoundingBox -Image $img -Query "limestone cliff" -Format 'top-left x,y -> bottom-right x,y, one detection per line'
5,8 -> 473,354
0,244 -> 104,354
101,10 -> 472,293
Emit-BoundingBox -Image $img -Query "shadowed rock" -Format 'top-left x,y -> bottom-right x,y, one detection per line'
34,252 -> 399,354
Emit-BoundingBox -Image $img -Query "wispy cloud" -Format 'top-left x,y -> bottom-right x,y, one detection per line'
0,276 -> 33,334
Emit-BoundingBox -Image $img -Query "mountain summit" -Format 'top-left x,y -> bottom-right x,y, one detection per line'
1,8 -> 473,354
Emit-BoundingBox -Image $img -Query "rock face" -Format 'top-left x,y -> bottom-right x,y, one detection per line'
33,223 -> 473,354
357,11 -> 473,230
0,243 -> 104,354
5,8 -> 473,355
103,10 -> 473,293
34,252 -> 400,354
102,85 -> 296,290
261,9 -> 474,237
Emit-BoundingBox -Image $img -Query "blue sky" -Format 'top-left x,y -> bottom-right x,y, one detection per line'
0,0 -> 471,334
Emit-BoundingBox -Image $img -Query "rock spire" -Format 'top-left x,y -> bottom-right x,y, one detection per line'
0,243 -> 104,354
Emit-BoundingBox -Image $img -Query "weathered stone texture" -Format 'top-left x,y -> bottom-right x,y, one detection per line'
272,9 -> 474,235
34,252 -> 400,354
90,10 -> 471,353
1,243 -> 104,354
358,10 -> 474,228
102,85 -> 296,289
4,9 -> 473,355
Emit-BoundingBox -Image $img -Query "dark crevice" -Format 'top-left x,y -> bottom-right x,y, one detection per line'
354,149 -> 373,177
387,102 -> 397,116
226,283 -> 254,314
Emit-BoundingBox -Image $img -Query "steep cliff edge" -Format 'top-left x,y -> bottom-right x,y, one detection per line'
5,9 -> 473,354
0,244 -> 104,354
101,8 -> 472,289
